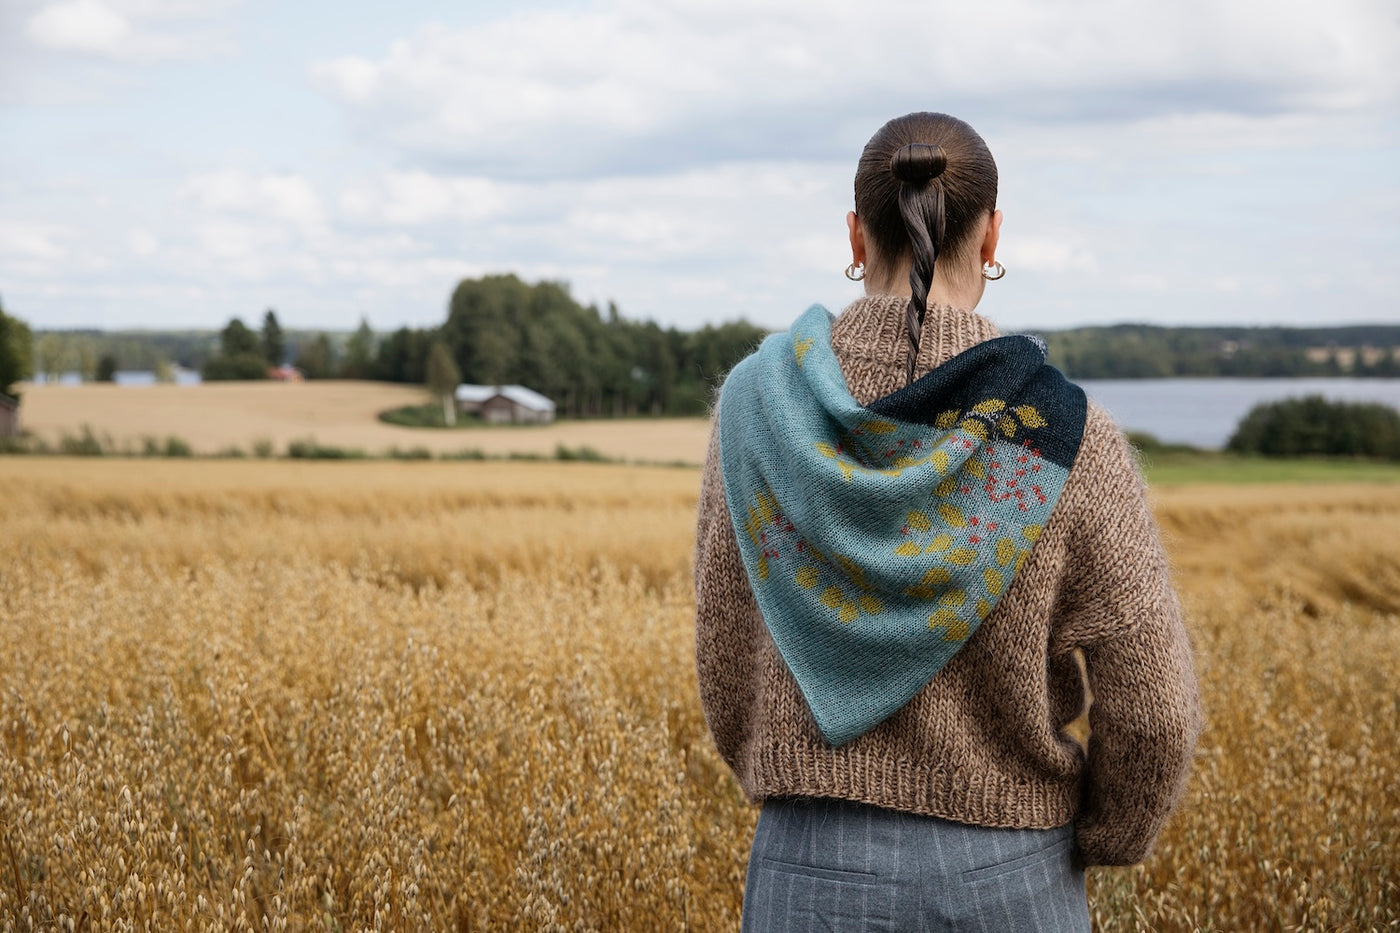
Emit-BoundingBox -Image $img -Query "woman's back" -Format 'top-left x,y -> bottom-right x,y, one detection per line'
695,294 -> 1201,866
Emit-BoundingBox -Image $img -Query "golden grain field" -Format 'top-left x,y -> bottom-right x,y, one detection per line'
17,381 -> 713,463
1,458 -> 1397,931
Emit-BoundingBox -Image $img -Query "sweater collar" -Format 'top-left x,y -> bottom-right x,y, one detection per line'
831,295 -> 1003,389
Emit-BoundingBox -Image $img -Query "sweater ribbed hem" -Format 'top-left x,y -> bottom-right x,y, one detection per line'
744,742 -> 1078,830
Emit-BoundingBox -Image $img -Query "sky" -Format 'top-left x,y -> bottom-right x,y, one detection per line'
2,0 -> 1398,335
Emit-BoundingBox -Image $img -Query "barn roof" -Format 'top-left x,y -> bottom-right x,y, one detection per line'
454,383 -> 555,413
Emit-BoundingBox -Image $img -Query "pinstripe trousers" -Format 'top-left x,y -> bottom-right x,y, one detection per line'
740,797 -> 1090,932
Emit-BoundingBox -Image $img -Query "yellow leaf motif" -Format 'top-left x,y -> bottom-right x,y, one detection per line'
838,601 -> 859,624
998,415 -> 1017,438
1022,524 -> 1042,542
935,410 -> 960,429
894,541 -> 922,557
820,586 -> 844,608
928,610 -> 969,641
937,504 -> 967,528
907,510 -> 932,532
928,607 -> 957,630
757,553 -> 769,580
996,537 -> 1017,566
930,449 -> 951,473
948,547 -> 977,565
1014,405 -> 1047,428
815,441 -> 838,459
755,489 -> 778,524
921,566 -> 951,586
795,337 -> 814,366
976,599 -> 991,618
965,459 -> 986,479
795,566 -> 820,588
836,555 -> 868,588
857,595 -> 883,615
984,567 -> 1004,597
935,475 -> 957,498
959,418 -> 990,441
971,399 -> 1006,415
939,589 -> 967,607
925,533 -> 953,553
863,420 -> 898,434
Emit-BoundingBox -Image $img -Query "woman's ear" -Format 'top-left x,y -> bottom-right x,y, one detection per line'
847,211 -> 866,266
981,209 -> 1003,265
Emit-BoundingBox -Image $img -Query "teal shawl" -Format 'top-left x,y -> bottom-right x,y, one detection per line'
718,305 -> 1087,746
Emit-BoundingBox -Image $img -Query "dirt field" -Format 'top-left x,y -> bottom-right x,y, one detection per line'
1,459 -> 1397,930
16,380 -> 713,463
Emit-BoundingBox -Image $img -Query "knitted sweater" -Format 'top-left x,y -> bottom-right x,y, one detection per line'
694,295 -> 1203,867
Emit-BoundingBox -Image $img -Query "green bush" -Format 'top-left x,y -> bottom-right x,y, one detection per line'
59,426 -> 108,456
554,444 -> 609,463
439,448 -> 487,461
386,446 -> 434,461
203,352 -> 269,381
1227,395 -> 1400,460
286,438 -> 366,460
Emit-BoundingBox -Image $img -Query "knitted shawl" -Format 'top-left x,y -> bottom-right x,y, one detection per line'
718,304 -> 1087,746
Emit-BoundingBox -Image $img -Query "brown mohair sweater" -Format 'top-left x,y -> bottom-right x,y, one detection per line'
694,295 -> 1202,867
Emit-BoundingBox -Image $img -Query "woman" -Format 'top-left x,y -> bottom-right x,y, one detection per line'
694,112 -> 1202,931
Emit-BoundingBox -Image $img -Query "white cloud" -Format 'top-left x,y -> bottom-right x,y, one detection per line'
310,0 -> 1400,177
181,171 -> 327,234
127,227 -> 159,256
339,172 -> 513,226
20,0 -> 238,60
26,0 -> 131,54
1003,237 -> 1099,276
0,221 -> 68,261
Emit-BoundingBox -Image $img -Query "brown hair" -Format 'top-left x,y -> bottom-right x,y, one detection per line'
854,113 -> 998,381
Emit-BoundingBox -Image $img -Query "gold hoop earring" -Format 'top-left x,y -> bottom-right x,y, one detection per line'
982,260 -> 1006,281
845,261 -> 865,282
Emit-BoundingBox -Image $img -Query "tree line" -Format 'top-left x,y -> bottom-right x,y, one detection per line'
201,276 -> 766,417
1041,324 -> 1400,378
1227,396 -> 1400,460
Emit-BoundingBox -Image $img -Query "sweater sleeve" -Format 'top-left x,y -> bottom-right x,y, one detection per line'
693,415 -> 765,774
1059,408 -> 1204,867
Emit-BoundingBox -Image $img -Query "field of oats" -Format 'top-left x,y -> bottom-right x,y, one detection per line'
1,457 -> 1397,931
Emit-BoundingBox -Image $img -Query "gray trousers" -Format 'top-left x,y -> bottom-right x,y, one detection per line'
740,797 -> 1090,933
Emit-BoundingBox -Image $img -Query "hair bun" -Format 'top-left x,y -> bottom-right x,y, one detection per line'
890,143 -> 947,184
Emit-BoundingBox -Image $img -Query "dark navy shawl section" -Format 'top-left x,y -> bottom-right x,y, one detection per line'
866,335 -> 1088,471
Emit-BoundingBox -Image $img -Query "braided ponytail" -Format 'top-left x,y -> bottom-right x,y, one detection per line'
891,143 -> 948,383
853,114 -> 998,384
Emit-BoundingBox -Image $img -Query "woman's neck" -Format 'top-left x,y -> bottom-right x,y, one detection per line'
864,264 -> 987,312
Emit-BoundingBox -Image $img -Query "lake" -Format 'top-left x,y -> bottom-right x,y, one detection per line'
1078,378 -> 1400,449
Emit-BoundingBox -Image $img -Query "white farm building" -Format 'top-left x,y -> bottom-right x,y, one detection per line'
454,384 -> 556,425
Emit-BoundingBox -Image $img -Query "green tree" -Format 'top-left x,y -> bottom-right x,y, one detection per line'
204,316 -> 269,380
261,309 -> 285,366
36,334 -> 62,383
295,333 -> 335,379
96,354 -> 118,382
425,341 -> 462,426
0,299 -> 35,400
1227,396 -> 1400,460
377,326 -> 435,383
341,318 -> 376,378
220,318 -> 261,357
